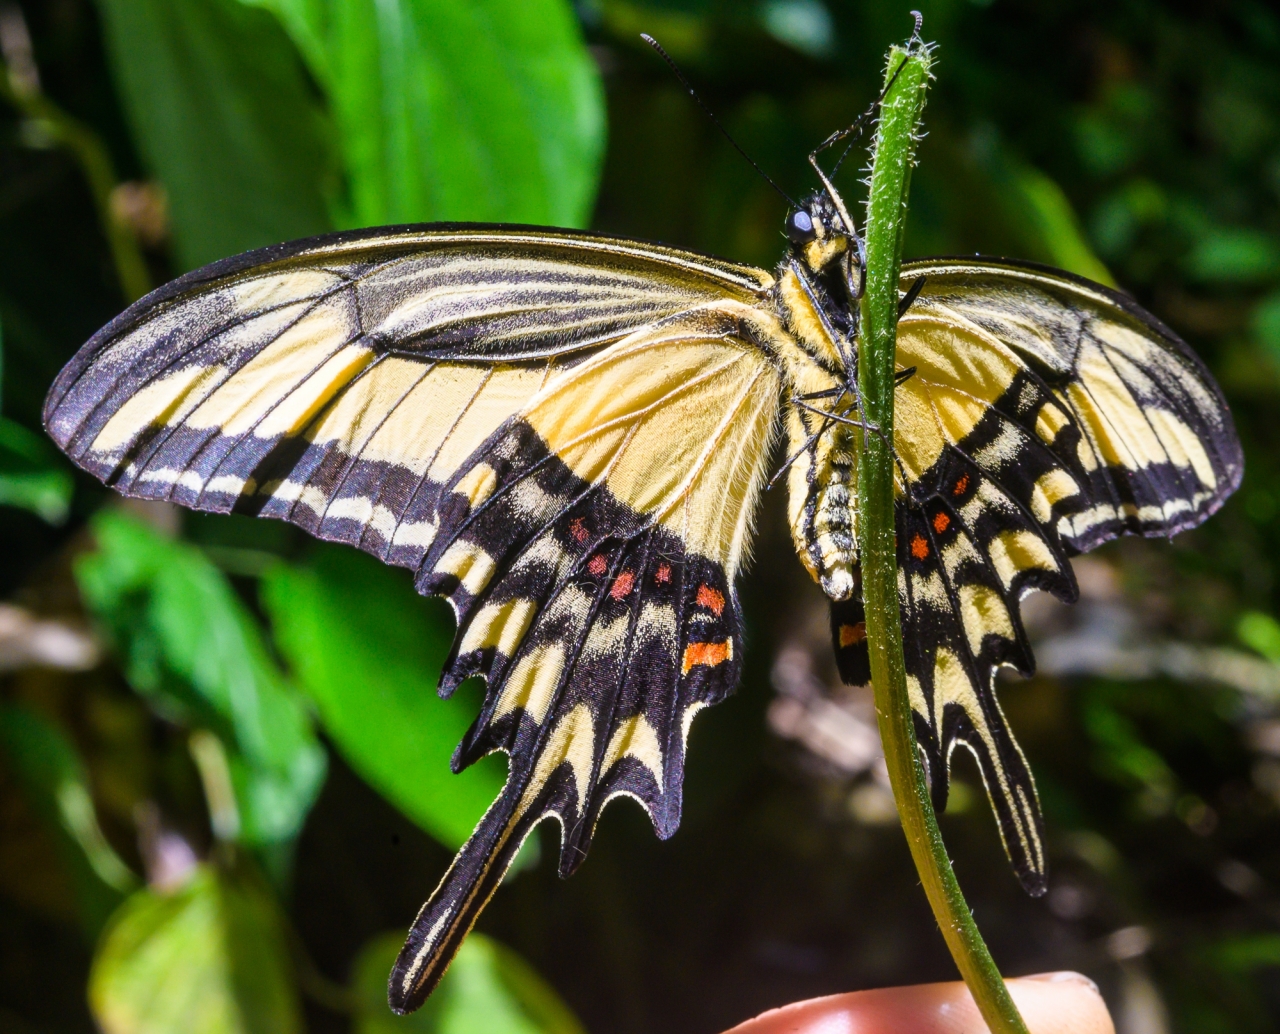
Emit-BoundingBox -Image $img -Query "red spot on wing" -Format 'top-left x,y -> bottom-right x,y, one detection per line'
655,562 -> 672,585
910,534 -> 929,560
588,554 -> 608,577
838,622 -> 866,648
610,570 -> 635,600
682,640 -> 731,674
952,474 -> 969,496
569,517 -> 589,543
932,511 -> 950,534
696,583 -> 725,616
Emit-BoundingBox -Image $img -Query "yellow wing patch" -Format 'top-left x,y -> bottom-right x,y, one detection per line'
522,308 -> 781,573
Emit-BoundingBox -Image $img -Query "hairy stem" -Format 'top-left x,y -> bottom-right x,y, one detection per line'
855,36 -> 1031,1034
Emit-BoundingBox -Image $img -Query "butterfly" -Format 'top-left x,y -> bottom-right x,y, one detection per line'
43,150 -> 1241,1010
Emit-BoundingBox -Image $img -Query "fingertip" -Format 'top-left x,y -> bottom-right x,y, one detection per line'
723,972 -> 1114,1034
1007,971 -> 1114,1034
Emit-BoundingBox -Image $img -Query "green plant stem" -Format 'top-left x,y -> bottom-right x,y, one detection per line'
0,77 -> 151,302
855,40 -> 1031,1034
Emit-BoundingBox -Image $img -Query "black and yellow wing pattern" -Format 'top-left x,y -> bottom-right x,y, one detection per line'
832,260 -> 1242,894
43,224 -> 780,1012
44,220 -> 1240,1009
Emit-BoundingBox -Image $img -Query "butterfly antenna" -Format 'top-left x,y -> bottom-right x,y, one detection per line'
641,34 -> 798,210
826,11 -> 925,177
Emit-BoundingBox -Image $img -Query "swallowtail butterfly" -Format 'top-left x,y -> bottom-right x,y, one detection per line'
44,137 -> 1240,1012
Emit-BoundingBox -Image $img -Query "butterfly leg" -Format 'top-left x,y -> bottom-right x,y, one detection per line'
793,398 -> 883,437
898,275 -> 927,319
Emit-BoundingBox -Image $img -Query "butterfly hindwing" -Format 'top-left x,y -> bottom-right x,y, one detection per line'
834,259 -> 1242,894
388,308 -> 780,1011
902,259 -> 1241,547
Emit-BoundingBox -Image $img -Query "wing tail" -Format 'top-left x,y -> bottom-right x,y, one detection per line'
945,702 -> 1047,896
388,779 -> 539,1014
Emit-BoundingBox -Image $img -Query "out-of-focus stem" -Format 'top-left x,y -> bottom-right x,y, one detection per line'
0,71 -> 151,302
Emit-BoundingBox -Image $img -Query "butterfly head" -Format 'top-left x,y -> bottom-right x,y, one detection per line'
785,193 -> 860,282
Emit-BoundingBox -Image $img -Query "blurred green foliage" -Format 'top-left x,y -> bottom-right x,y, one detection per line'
95,0 -> 334,269
0,702 -> 133,931
241,0 -> 606,230
3,1 -> 1280,1034
261,548 -> 505,850
76,512 -> 327,852
0,326 -> 73,522
0,409 -> 73,522
89,864 -> 302,1034
351,932 -> 586,1034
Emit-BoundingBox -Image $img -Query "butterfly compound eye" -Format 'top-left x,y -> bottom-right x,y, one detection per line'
786,209 -> 816,244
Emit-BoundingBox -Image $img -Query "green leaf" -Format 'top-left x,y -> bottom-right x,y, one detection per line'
1082,695 -> 1176,814
90,864 -> 302,1034
1185,227 -> 1280,284
352,930 -> 585,1034
1238,610 -> 1280,663
0,702 -> 135,934
94,0 -> 334,270
0,416 -> 73,524
75,512 -> 326,847
240,0 -> 605,227
1207,933 -> 1280,973
260,546 -> 504,849
965,132 -> 1114,286
1251,290 -> 1280,365
1010,164 -> 1115,287
0,321 -> 72,523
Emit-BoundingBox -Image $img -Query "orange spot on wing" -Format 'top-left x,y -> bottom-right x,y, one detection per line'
932,511 -> 950,534
952,474 -> 969,496
696,583 -> 725,616
910,534 -> 929,560
610,570 -> 635,600
838,622 -> 866,648
682,639 -> 731,674
588,554 -> 608,577
569,517 -> 589,543
655,563 -> 672,585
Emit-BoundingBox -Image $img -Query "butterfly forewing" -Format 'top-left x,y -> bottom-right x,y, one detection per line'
42,224 -> 773,578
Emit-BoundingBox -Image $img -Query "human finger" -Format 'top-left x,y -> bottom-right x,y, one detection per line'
723,971 -> 1114,1034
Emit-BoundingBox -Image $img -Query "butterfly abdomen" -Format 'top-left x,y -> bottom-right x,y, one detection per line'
783,403 -> 861,602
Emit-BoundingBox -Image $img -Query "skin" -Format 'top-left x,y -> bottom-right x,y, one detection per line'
722,973 -> 1115,1034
